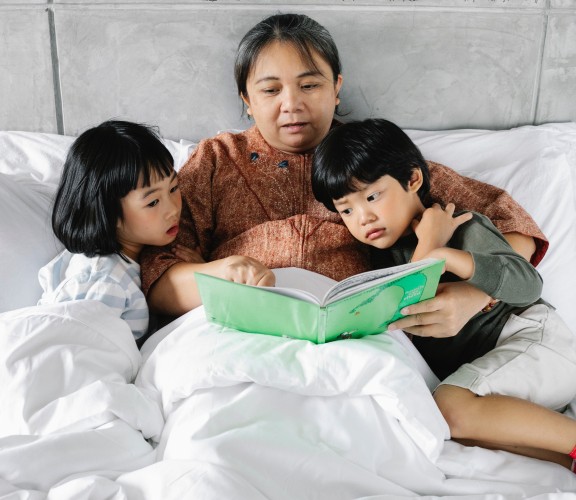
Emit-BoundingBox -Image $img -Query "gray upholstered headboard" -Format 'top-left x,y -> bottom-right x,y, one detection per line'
2,0 -> 575,142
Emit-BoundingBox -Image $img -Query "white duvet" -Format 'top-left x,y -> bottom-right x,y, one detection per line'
1,303 -> 576,498
0,301 -> 163,498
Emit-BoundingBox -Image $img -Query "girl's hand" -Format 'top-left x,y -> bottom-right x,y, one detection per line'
172,244 -> 205,264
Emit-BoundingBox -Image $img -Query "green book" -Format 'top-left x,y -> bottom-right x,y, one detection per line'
196,258 -> 444,344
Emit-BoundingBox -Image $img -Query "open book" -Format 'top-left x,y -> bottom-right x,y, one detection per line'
196,258 -> 444,344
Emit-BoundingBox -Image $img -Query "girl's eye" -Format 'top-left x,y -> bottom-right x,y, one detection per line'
147,200 -> 159,208
367,192 -> 380,202
340,208 -> 352,216
170,184 -> 179,194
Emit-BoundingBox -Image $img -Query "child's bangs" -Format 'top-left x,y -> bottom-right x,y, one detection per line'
137,148 -> 174,187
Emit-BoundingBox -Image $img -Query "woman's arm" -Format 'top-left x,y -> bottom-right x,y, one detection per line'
503,232 -> 536,263
147,256 -> 275,316
388,281 -> 491,338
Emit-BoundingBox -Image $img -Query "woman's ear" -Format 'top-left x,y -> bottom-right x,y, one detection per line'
335,74 -> 343,106
241,92 -> 251,116
408,168 -> 424,193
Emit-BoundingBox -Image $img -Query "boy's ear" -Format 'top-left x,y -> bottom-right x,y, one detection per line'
408,168 -> 424,193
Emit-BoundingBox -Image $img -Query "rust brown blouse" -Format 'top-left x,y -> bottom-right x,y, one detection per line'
141,126 -> 547,296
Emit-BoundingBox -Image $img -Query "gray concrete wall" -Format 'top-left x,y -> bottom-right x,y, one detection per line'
1,0 -> 575,142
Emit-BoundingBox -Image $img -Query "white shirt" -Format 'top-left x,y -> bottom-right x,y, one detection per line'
38,251 -> 148,339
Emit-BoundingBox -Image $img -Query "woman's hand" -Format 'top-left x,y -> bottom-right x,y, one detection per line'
411,203 -> 472,262
171,244 -> 205,263
388,281 -> 491,338
218,255 -> 276,287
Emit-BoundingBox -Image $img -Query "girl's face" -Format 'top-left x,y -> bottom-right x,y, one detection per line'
241,41 -> 343,154
333,171 -> 424,250
116,171 -> 182,261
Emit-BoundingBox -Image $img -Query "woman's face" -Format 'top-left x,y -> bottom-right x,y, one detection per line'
241,41 -> 342,154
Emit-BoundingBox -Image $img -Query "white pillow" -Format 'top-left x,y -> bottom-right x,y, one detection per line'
408,122 -> 576,331
0,174 -> 63,312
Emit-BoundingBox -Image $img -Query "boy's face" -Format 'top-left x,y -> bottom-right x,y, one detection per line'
333,173 -> 424,249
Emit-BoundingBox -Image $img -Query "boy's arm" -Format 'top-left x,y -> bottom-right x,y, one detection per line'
425,247 -> 474,280
394,211 -> 542,337
428,161 -> 548,266
411,203 -> 472,262
446,213 -> 542,306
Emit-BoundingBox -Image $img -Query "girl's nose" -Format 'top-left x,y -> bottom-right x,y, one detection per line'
167,196 -> 181,218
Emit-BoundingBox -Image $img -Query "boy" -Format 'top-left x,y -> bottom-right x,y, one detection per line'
311,118 -> 576,470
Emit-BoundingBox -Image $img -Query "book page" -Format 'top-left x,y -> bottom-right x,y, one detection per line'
324,259 -> 440,304
266,267 -> 337,304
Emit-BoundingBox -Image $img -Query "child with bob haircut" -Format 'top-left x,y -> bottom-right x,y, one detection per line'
311,117 -> 576,470
38,120 -> 199,341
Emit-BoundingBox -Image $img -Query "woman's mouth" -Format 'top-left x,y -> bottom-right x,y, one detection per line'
282,122 -> 307,133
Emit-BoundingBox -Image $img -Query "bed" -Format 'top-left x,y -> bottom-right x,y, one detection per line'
1,121 -> 575,499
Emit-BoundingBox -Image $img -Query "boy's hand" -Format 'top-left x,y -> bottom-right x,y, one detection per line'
412,203 -> 472,257
172,244 -> 205,264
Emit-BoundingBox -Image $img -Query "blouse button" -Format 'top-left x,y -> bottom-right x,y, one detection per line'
278,160 -> 289,168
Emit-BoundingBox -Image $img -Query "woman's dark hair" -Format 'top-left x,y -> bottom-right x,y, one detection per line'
235,13 -> 342,100
52,120 -> 174,257
312,118 -> 430,212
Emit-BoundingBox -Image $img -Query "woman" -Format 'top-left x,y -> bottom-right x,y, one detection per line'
141,13 -> 546,339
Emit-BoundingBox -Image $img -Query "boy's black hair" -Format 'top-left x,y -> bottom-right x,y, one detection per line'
52,120 -> 174,257
312,118 -> 430,212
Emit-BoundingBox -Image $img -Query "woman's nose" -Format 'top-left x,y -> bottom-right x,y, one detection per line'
281,86 -> 303,112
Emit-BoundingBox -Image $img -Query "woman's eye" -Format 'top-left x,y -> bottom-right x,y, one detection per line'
302,83 -> 319,90
262,87 -> 279,95
147,200 -> 159,208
